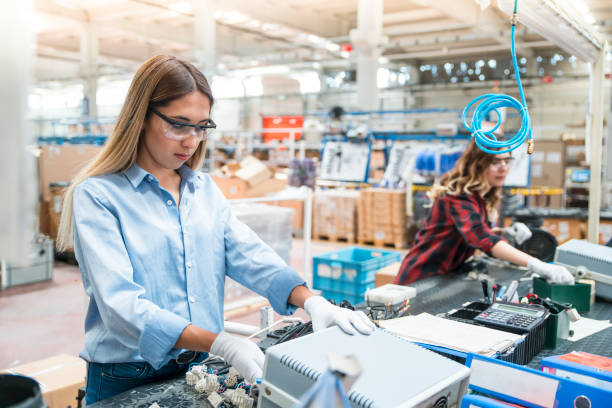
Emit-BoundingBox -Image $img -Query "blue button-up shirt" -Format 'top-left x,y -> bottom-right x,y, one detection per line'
73,163 -> 305,369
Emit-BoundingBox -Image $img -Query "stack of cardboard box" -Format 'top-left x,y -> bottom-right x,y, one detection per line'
529,140 -> 565,209
211,156 -> 287,199
358,189 -> 408,248
38,145 -> 103,243
312,190 -> 359,242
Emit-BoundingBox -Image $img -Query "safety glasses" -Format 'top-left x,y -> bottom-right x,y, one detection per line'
151,107 -> 216,142
489,157 -> 515,169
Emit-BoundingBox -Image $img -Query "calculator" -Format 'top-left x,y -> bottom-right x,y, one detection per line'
474,301 -> 548,333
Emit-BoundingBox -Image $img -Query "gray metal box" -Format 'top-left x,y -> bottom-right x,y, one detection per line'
259,326 -> 471,408
554,239 -> 612,300
1,237 -> 54,289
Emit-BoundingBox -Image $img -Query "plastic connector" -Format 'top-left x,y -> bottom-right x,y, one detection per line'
225,367 -> 241,388
185,370 -> 198,386
225,388 -> 254,408
208,391 -> 225,408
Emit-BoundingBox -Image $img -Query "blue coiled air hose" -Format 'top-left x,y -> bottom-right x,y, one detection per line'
462,0 -> 534,154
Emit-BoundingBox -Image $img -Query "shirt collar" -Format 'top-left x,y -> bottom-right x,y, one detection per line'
177,165 -> 202,189
124,163 -> 202,189
124,163 -> 150,188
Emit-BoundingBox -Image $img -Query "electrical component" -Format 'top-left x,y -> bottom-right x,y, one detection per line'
554,239 -> 612,301
259,326 -> 470,407
185,370 -> 198,386
194,378 -> 207,393
225,388 -> 255,408
224,367 -> 241,388
207,392 -> 225,408
462,0 -> 531,154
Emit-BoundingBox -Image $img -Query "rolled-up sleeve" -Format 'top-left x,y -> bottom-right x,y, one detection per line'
73,183 -> 190,369
221,204 -> 305,315
447,195 -> 503,254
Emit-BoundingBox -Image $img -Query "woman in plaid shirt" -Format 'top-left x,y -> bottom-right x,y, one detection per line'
395,141 -> 574,286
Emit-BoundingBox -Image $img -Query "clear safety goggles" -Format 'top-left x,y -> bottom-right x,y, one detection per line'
151,107 -> 216,142
489,157 -> 515,169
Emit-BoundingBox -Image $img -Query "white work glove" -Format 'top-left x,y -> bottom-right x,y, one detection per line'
304,296 -> 376,335
210,331 -> 264,383
505,222 -> 532,245
527,259 -> 575,285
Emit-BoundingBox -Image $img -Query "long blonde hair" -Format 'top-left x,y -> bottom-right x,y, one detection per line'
429,140 -> 503,219
56,55 -> 214,251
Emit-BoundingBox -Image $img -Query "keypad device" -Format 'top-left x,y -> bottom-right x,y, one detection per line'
474,301 -> 547,333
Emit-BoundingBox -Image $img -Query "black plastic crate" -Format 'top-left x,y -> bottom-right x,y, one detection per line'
443,300 -> 548,365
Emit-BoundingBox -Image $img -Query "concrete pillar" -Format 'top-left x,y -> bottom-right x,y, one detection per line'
586,44 -> 607,243
0,0 -> 36,263
192,0 -> 216,76
80,20 -> 98,118
350,0 -> 385,111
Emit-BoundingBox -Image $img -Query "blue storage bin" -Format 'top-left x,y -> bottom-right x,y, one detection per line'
312,247 -> 402,289
321,290 -> 365,306
313,276 -> 375,297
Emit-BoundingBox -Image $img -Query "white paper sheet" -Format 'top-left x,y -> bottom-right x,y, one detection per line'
568,317 -> 612,341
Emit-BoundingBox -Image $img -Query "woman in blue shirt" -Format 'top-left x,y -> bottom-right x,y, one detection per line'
56,55 -> 375,404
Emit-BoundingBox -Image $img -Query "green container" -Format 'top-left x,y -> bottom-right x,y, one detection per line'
532,277 -> 591,313
544,309 -> 570,349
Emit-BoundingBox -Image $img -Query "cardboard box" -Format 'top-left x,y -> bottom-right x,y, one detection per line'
271,199 -> 304,234
212,175 -> 287,200
39,145 -> 102,202
2,354 -> 86,408
375,262 -> 401,287
48,183 -> 69,241
235,156 -> 272,187
529,141 -> 565,209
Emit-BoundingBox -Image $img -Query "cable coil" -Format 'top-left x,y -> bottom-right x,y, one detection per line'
462,3 -> 533,154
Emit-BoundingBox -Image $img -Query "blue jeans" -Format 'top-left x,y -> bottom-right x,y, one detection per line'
85,353 -> 207,405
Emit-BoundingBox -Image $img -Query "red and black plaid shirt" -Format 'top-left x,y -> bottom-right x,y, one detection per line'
395,193 -> 503,285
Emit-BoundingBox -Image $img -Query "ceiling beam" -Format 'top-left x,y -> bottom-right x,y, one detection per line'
385,40 -> 551,61
411,0 -> 534,57
383,8 -> 444,24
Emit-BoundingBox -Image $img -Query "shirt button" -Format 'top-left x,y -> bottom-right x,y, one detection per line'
189,296 -> 196,303
186,262 -> 192,268
166,200 -> 173,206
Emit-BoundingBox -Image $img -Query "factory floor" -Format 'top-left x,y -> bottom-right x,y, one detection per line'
0,239 -> 354,370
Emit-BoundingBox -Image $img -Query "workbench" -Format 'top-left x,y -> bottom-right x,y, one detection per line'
90,264 -> 612,407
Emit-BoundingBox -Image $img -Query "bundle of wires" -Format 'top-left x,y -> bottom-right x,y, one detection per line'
462,0 -> 533,155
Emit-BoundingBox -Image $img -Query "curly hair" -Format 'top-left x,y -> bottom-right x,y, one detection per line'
429,140 -> 505,220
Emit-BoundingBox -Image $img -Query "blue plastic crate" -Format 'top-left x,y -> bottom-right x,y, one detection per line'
313,276 -> 375,297
321,290 -> 365,306
312,247 -> 402,288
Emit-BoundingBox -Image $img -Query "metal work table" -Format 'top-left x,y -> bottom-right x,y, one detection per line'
91,264 -> 612,407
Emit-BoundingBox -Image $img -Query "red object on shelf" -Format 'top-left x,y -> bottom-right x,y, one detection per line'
340,43 -> 353,52
262,116 -> 303,142
541,75 -> 554,84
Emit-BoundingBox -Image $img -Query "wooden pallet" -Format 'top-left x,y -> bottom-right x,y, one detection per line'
315,234 -> 356,244
358,239 -> 408,249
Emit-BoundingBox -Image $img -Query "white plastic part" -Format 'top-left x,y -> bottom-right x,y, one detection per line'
185,370 -> 198,386
194,378 -> 207,393
365,284 -> 417,304
225,367 -> 241,387
208,391 -> 225,408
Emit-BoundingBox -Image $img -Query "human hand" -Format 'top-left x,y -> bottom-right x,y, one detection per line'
210,331 -> 264,383
303,296 -> 376,335
527,259 -> 575,285
504,222 -> 532,245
